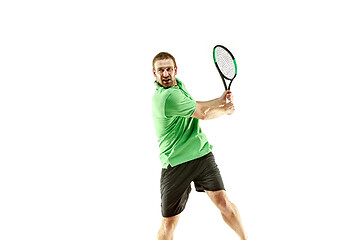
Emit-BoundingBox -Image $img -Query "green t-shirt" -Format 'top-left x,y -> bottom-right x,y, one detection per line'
152,79 -> 212,168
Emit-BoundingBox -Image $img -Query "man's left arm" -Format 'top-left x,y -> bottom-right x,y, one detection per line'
191,91 -> 235,120
196,91 -> 233,107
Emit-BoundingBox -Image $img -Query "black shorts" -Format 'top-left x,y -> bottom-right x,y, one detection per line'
160,152 -> 225,217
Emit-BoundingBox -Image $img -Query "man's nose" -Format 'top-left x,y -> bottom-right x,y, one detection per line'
163,70 -> 169,76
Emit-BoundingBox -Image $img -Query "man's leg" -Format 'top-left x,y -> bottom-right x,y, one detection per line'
157,214 -> 180,240
206,190 -> 247,240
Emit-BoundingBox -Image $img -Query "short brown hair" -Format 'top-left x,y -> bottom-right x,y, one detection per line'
152,52 -> 177,69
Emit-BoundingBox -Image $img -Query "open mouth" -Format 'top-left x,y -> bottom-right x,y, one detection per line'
162,79 -> 171,83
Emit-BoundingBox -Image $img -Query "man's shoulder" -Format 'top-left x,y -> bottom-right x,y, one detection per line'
153,86 -> 180,100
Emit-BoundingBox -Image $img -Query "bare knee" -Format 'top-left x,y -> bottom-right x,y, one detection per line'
220,199 -> 237,217
209,191 -> 228,208
215,196 -> 229,211
162,219 -> 177,233
158,215 -> 179,236
209,191 -> 236,215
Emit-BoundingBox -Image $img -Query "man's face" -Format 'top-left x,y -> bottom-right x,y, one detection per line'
153,59 -> 177,88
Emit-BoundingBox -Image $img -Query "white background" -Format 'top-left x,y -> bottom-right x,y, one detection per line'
1,0 -> 359,239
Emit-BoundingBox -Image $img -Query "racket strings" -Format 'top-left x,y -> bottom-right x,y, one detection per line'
214,47 -> 236,79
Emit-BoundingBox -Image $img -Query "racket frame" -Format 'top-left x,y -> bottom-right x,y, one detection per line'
213,45 -> 237,90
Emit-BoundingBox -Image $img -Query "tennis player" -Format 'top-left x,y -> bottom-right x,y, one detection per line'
152,52 -> 247,240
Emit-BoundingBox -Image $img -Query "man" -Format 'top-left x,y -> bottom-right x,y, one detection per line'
152,52 -> 247,240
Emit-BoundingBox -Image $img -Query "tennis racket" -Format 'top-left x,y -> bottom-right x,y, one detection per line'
213,45 -> 237,90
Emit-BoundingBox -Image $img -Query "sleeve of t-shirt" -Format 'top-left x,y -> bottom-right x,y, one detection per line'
164,90 -> 196,117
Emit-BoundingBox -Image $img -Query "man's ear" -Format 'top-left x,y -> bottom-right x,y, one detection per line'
152,68 -> 156,77
174,67 -> 178,75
